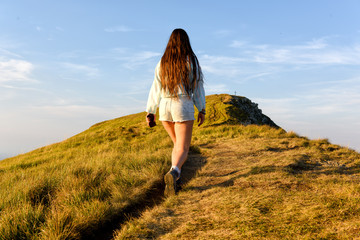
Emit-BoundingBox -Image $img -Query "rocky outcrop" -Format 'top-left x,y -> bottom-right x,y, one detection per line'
216,94 -> 280,128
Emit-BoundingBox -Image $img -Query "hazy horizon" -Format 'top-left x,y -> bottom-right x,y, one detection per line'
1,100 -> 359,161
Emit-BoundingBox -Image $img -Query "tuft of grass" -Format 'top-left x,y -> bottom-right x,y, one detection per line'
0,204 -> 45,239
27,177 -> 59,207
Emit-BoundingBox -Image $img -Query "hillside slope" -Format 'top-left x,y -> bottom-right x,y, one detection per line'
1,94 -> 359,239
0,104 -> 172,239
115,126 -> 360,239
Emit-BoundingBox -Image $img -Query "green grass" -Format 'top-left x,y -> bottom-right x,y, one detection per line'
1,94 -> 359,239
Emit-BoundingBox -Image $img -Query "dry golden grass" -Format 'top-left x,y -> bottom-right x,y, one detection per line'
115,125 -> 360,239
0,112 -> 174,239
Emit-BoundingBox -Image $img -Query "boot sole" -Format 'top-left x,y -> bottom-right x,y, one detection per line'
164,172 -> 176,197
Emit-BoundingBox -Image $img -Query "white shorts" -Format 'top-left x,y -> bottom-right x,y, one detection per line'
159,96 -> 195,122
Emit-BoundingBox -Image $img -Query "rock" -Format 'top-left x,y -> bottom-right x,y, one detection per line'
224,94 -> 280,128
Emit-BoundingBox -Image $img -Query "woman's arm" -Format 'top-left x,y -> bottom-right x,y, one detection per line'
146,62 -> 162,114
193,76 -> 206,126
193,79 -> 206,114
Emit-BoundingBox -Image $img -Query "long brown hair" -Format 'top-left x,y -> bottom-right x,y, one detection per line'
160,28 -> 202,98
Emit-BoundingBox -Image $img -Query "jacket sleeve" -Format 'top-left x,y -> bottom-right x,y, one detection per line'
193,76 -> 206,113
146,62 -> 162,114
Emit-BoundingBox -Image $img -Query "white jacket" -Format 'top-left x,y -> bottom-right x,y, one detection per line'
146,61 -> 206,114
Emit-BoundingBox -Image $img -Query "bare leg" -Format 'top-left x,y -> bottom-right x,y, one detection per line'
161,121 -> 176,144
162,121 -> 177,164
162,120 -> 193,197
173,120 -> 194,169
162,120 -> 194,170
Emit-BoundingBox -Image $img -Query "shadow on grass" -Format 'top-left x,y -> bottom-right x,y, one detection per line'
188,165 -> 281,192
285,154 -> 360,176
84,148 -> 206,240
311,164 -> 360,176
180,147 -> 207,187
186,144 -> 360,194
340,164 -> 360,175
188,159 -> 360,193
285,155 -> 322,175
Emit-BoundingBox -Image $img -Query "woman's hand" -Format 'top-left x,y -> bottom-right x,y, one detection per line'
197,112 -> 205,127
146,113 -> 156,127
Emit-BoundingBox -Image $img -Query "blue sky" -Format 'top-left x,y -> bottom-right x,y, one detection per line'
1,0 -> 360,159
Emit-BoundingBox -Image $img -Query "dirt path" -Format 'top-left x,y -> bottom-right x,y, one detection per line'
110,138 -> 257,239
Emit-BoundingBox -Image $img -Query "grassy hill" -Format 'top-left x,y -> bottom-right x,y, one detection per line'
1,94 -> 360,239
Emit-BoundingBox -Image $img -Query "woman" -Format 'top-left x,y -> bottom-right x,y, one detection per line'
146,28 -> 206,197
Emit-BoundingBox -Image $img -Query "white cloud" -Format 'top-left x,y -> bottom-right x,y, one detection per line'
61,62 -> 99,77
123,51 -> 161,69
299,77 -> 360,87
243,72 -> 273,81
58,51 -> 80,59
0,37 -> 23,52
302,38 -> 328,49
205,83 -> 229,94
0,59 -> 36,83
199,54 -> 247,78
257,77 -> 360,118
197,37 -> 360,85
253,97 -> 298,118
112,48 -> 128,54
31,104 -> 115,117
111,50 -> 161,70
90,48 -> 160,70
0,48 -> 23,58
229,40 -> 247,48
213,30 -> 234,38
104,25 -> 135,33
199,54 -> 281,81
304,83 -> 360,114
132,51 -> 161,62
200,54 -> 245,64
229,37 -> 360,65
